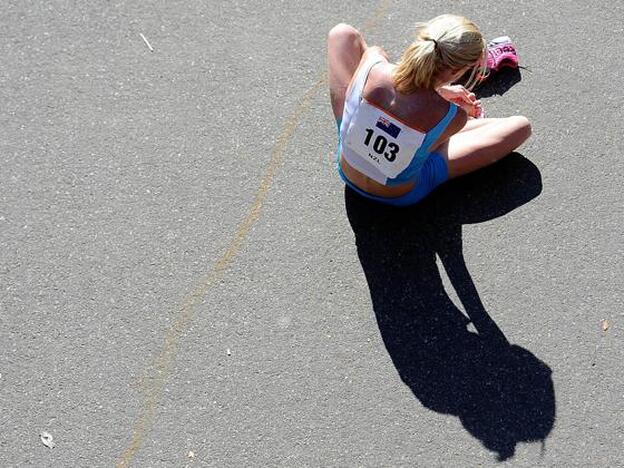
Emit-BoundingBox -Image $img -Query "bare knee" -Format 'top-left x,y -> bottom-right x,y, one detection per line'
328,23 -> 362,44
507,115 -> 532,144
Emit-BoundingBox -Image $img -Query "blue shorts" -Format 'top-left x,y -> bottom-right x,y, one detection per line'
335,120 -> 449,207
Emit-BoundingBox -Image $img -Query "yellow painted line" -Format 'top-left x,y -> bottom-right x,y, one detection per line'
116,77 -> 324,468
117,2 -> 390,466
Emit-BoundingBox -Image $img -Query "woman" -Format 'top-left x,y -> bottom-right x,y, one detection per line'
328,14 -> 531,206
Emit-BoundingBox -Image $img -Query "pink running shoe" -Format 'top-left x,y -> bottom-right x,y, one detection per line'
478,36 -> 520,83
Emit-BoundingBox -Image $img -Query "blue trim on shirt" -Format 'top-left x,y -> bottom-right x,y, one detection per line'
334,118 -> 449,207
384,103 -> 457,186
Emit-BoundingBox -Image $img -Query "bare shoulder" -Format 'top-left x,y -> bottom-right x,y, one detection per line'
365,45 -> 390,60
344,45 -> 389,97
363,62 -> 395,103
356,46 -> 389,78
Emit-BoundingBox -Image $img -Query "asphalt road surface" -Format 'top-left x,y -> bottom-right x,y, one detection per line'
1,0 -> 623,466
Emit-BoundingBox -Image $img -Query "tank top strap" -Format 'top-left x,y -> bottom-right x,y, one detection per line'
419,103 -> 458,153
344,55 -> 385,108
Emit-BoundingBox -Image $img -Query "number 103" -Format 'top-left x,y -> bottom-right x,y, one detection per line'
363,128 -> 399,162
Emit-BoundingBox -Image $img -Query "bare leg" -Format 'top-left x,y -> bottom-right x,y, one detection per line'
327,23 -> 367,121
442,116 -> 532,179
457,117 -> 501,133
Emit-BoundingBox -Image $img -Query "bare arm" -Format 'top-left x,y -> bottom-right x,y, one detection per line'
436,84 -> 484,118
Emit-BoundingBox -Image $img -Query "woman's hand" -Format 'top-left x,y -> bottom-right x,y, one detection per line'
436,84 -> 484,118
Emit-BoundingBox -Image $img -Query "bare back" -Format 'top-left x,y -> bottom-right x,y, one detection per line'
339,48 -> 467,196
361,58 -> 465,153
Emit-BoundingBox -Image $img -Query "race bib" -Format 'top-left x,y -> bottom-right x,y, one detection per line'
344,99 -> 426,179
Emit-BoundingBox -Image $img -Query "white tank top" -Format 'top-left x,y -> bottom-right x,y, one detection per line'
339,54 -> 457,186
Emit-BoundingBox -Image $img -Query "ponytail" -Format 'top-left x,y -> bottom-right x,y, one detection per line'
393,15 -> 486,93
393,33 -> 440,92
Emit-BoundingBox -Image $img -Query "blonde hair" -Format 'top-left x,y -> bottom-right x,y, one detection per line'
393,14 -> 486,93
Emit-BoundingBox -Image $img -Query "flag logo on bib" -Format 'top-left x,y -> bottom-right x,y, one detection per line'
375,116 -> 401,139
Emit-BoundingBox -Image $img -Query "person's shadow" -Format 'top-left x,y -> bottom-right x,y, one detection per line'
475,67 -> 523,98
344,153 -> 555,461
